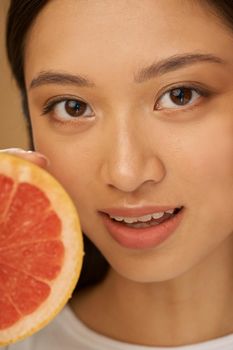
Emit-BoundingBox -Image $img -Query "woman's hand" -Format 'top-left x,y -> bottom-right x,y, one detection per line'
0,148 -> 50,169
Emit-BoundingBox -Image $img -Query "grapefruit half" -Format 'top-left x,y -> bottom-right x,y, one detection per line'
0,152 -> 84,345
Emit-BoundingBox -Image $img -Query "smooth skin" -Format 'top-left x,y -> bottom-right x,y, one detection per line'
6,0 -> 233,347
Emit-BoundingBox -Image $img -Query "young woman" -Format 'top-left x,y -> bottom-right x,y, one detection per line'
2,0 -> 233,349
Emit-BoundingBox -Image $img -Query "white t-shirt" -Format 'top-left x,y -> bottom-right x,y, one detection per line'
3,305 -> 233,350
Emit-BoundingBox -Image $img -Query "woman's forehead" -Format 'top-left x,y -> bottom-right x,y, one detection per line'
24,0 -> 233,85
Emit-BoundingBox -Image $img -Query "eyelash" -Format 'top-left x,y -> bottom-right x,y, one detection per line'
41,84 -> 212,123
155,84 -> 211,111
41,96 -> 93,121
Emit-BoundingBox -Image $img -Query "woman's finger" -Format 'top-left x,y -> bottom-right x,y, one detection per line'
0,148 -> 50,169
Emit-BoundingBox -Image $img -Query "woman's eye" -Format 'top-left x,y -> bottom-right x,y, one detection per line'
155,87 -> 202,110
42,99 -> 94,120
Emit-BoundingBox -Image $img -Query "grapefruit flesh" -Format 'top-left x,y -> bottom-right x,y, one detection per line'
0,153 -> 84,345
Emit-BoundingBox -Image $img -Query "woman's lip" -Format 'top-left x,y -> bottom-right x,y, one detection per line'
99,207 -> 185,250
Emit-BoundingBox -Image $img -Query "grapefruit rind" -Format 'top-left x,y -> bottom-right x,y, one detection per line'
0,153 -> 84,345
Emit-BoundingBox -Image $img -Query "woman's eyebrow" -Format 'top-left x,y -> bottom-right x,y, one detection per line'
30,71 -> 95,89
29,53 -> 225,89
134,53 -> 225,83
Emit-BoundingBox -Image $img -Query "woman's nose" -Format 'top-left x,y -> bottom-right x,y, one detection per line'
100,120 -> 165,193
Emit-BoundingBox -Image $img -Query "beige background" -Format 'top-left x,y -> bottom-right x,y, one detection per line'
0,0 -> 28,149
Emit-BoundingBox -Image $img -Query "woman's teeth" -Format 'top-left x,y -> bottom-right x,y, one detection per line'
109,208 -> 177,225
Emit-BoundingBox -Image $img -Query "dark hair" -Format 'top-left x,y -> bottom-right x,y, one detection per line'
5,0 -> 233,291
205,0 -> 233,31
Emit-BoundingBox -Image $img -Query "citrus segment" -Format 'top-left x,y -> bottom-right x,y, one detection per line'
0,263 -> 51,315
0,294 -> 21,330
0,153 -> 84,345
0,240 -> 64,280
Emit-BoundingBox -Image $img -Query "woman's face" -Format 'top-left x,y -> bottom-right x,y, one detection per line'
25,0 -> 233,282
